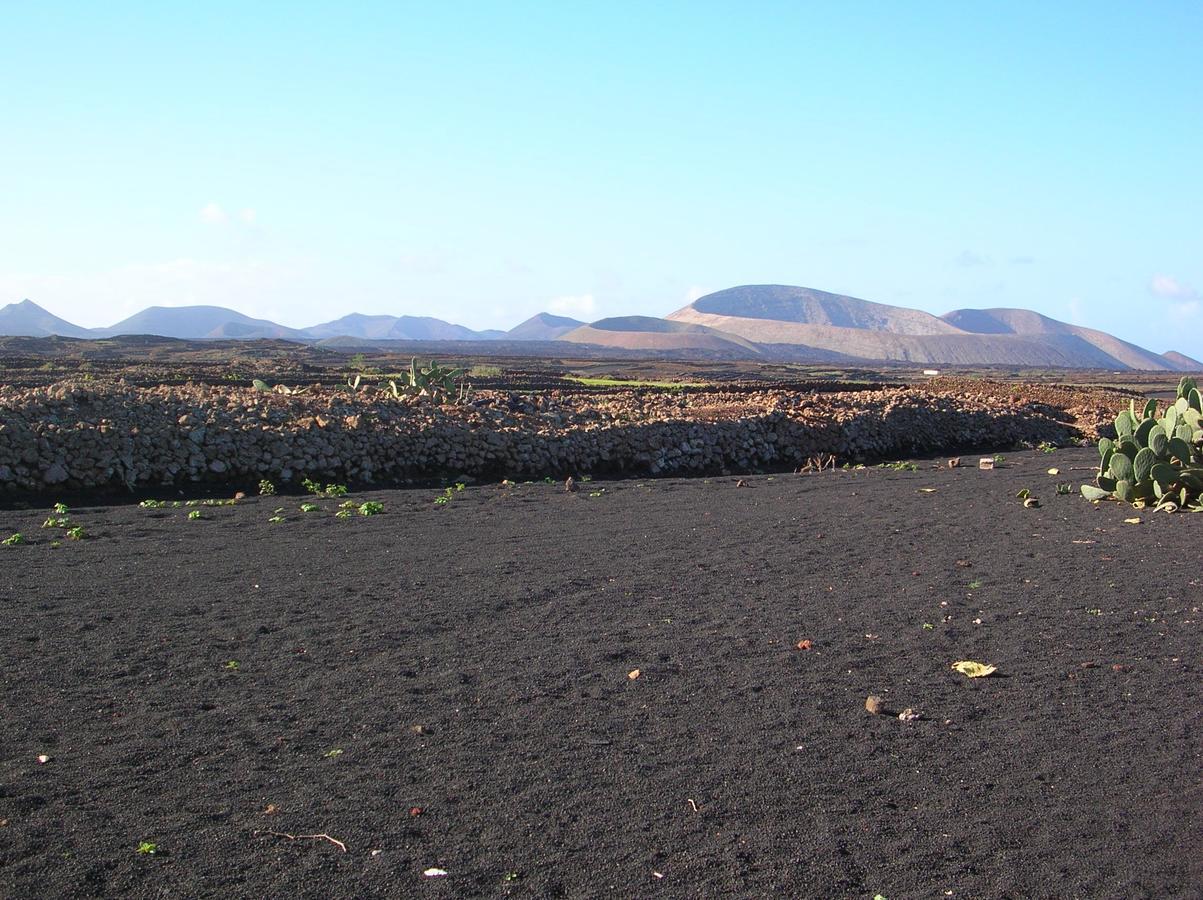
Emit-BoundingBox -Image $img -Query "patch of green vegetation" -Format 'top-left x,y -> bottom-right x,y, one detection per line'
878,461 -> 918,472
139,499 -> 167,509
225,660 -> 240,670
136,842 -> 158,855
258,479 -> 276,496
468,364 -> 502,377
66,526 -> 85,540
299,502 -> 320,513
358,501 -> 384,516
187,510 -> 203,520
301,477 -> 348,498
2,532 -> 25,546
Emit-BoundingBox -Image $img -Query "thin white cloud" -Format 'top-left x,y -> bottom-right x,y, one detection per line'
954,250 -> 989,267
683,285 -> 708,304
239,208 -> 257,224
548,293 -> 596,318
1150,274 -> 1197,300
199,203 -> 227,224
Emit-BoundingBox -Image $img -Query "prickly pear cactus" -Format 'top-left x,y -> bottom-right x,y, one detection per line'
1081,376 -> 1203,512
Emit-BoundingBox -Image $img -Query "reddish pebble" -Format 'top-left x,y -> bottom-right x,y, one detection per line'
410,807 -> 423,817
796,640 -> 813,651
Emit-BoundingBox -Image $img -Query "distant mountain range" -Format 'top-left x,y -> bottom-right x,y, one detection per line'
1,286 -> 1199,371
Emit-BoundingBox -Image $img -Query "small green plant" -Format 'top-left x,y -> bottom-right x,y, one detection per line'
225,660 -> 240,670
358,501 -> 384,516
136,842 -> 158,855
53,502 -> 69,515
299,502 -> 319,513
66,526 -> 85,540
268,507 -> 286,523
993,454 -> 1005,464
879,461 -> 918,472
968,579 -> 982,589
258,479 -> 276,496
42,516 -> 70,528
323,748 -> 344,759
139,499 -> 167,509
1085,607 -> 1103,616
188,509 -> 202,520
1081,377 -> 1203,511
49,540 -> 61,548
434,487 -> 454,505
454,482 -> 466,492
2,532 -> 25,546
301,478 -> 348,498
1015,488 -> 1031,500
922,622 -> 934,630
1055,482 -> 1072,495
1037,441 -> 1058,454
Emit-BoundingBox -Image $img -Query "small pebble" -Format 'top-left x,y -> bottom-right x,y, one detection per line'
865,695 -> 885,715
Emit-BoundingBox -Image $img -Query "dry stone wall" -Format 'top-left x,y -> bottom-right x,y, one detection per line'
0,380 -> 1120,494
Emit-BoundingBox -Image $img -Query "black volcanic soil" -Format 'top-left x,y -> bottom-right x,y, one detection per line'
1,449 -> 1199,899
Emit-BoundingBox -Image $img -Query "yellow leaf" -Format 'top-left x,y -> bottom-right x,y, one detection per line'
1123,517 -> 1141,524
950,660 -> 997,678
1047,468 -> 1059,475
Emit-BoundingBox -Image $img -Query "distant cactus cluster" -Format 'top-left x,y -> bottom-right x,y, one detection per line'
385,358 -> 471,404
1082,376 -> 1203,512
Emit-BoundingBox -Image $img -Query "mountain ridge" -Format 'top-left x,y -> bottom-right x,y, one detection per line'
1,288 -> 1198,371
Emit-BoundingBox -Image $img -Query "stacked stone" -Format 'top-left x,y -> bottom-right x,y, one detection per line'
0,380 -> 1120,493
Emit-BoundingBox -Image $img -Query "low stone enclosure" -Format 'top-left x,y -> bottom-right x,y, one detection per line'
0,378 -> 1126,494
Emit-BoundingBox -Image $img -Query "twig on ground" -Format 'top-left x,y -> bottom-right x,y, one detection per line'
686,799 -> 700,813
254,829 -> 347,853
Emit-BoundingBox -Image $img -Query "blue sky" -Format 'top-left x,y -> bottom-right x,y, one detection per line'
1,2 -> 1200,352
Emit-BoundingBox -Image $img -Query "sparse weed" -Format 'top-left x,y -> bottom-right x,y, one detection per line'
188,510 -> 202,520
2,533 -> 24,546
225,660 -> 240,670
301,477 -> 348,498
136,842 -> 158,855
968,579 -> 983,589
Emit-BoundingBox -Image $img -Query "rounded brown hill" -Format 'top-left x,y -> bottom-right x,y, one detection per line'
682,284 -> 961,335
558,315 -> 762,354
